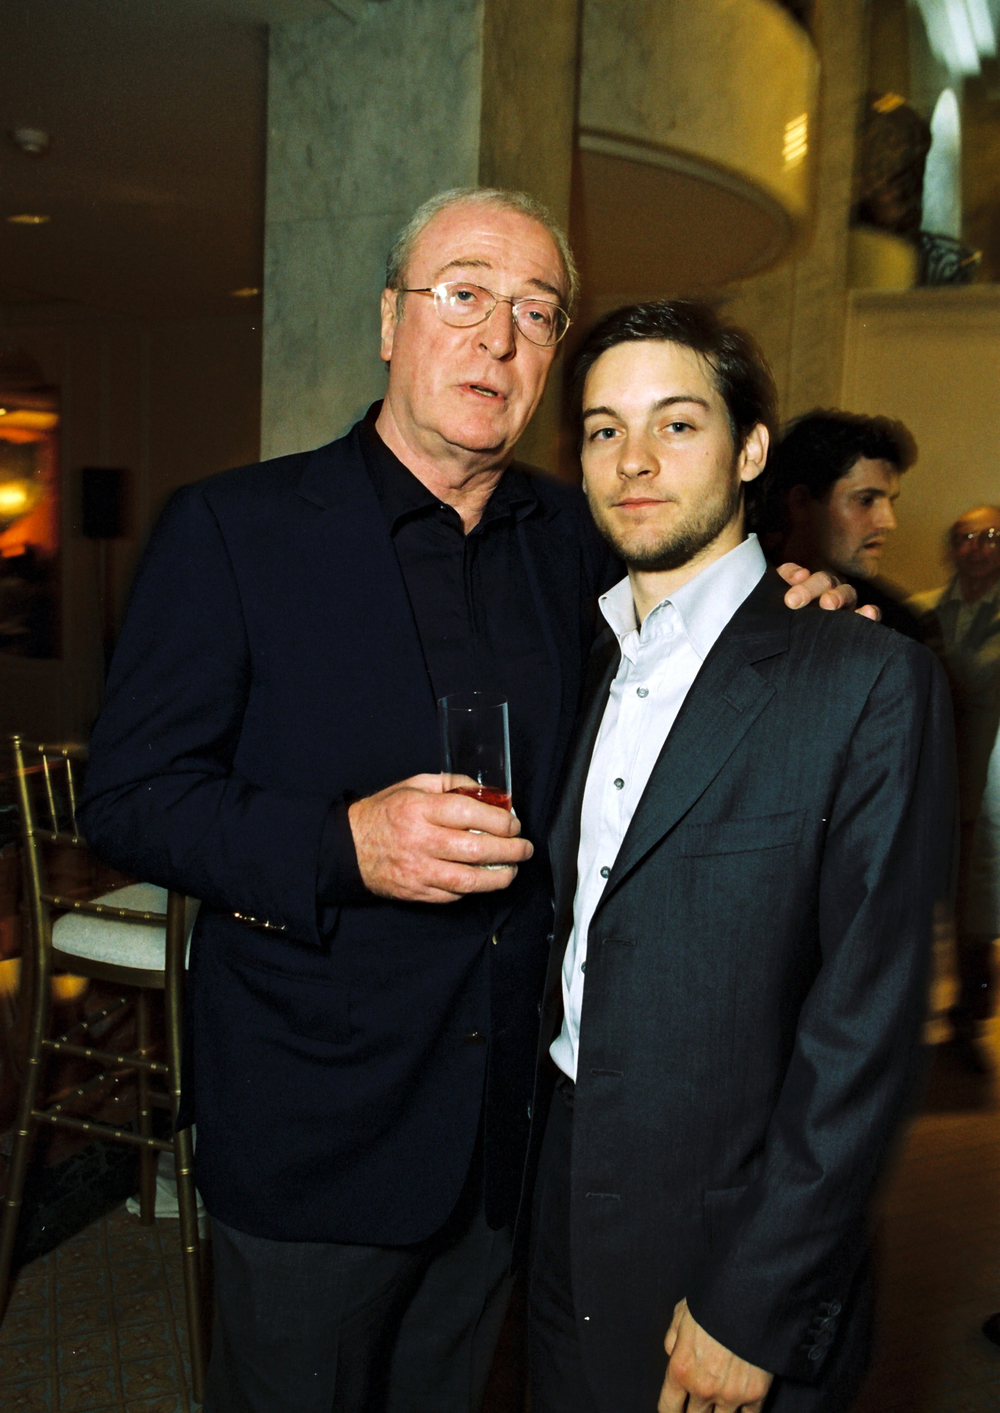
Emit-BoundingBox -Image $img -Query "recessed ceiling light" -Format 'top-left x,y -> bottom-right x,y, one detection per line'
230,286 -> 260,298
8,127 -> 51,157
7,213 -> 50,225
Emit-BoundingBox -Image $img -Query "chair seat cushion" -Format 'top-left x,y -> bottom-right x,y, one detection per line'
51,883 -> 199,971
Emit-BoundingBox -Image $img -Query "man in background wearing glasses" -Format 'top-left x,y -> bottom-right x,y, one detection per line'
912,505 -> 1000,1069
79,186 -> 856,1413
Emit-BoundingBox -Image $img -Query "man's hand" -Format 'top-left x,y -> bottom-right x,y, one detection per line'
659,1299 -> 773,1413
348,774 -> 532,903
776,562 -> 880,621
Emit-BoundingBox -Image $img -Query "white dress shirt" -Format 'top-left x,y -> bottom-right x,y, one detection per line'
549,533 -> 767,1080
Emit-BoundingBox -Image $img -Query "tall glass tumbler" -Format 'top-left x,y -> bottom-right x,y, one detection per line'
439,692 -> 512,811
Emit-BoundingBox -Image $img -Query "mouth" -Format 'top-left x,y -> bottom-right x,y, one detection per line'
614,498 -> 674,510
461,382 -> 505,400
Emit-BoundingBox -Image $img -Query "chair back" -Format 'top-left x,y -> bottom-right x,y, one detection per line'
9,735 -> 180,974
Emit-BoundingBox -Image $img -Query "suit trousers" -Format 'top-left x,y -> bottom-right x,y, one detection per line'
528,1074 -> 602,1413
204,1157 -> 514,1413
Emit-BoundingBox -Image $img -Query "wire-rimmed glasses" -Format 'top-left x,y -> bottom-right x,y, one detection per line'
400,281 -> 571,347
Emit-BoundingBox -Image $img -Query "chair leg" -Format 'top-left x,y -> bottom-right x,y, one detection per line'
135,990 -> 155,1225
0,1010 -> 47,1317
173,1124 -> 206,1403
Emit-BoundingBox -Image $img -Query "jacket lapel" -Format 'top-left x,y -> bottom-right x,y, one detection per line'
548,627 -> 621,926
596,569 -> 790,912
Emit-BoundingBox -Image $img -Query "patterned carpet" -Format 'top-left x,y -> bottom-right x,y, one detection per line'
0,1203 -> 198,1413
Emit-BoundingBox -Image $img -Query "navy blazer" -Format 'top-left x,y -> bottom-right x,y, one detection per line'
80,422 -> 617,1243
534,571 -> 956,1412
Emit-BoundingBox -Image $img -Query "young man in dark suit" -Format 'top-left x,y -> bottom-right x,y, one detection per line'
79,191 -> 863,1413
529,301 -> 955,1413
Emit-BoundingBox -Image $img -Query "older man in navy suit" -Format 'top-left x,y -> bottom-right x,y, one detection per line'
80,190 -> 861,1413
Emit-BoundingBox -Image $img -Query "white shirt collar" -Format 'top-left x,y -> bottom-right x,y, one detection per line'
599,533 -> 767,661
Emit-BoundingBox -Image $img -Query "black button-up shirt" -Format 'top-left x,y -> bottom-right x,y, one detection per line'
319,408 -> 559,902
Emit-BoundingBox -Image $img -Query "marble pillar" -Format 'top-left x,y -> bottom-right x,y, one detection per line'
262,0 -> 580,470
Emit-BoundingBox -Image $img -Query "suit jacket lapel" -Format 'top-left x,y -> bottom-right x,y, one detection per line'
549,626 -> 621,926
597,569 -> 790,912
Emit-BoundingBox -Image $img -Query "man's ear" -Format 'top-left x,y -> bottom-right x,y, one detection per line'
738,422 -> 769,484
379,288 -> 398,364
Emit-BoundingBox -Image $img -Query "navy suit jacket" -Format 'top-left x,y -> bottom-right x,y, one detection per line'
80,422 -> 616,1243
534,571 -> 956,1411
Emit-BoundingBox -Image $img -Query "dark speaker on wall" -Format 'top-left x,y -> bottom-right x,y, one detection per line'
80,466 -> 128,539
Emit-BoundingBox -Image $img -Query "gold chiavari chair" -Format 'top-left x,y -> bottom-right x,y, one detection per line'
0,735 -> 206,1402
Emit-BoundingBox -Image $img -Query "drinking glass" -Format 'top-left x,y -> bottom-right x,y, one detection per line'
438,692 -> 512,812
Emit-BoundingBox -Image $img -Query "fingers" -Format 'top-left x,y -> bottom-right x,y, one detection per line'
348,779 -> 531,901
774,561 -> 812,585
855,601 -> 881,621
780,567 -> 845,610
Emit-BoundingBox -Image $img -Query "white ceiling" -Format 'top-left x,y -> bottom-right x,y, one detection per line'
0,0 -> 280,320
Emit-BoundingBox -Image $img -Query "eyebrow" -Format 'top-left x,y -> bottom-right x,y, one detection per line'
582,394 -> 712,420
433,257 -> 564,301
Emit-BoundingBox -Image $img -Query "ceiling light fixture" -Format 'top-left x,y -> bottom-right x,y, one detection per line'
6,214 -> 50,225
8,127 -> 51,157
230,286 -> 261,298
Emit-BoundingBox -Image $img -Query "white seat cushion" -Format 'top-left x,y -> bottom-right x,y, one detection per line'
51,883 -> 200,971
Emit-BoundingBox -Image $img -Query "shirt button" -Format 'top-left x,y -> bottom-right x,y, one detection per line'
581,961 -> 587,973
636,686 -> 649,698
600,866 -> 610,879
613,778 -> 624,790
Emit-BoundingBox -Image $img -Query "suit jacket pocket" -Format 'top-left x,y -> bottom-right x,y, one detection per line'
702,1183 -> 750,1252
225,951 -> 351,1045
681,809 -> 804,857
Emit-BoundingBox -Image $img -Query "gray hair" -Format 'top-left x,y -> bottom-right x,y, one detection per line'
385,186 -> 579,314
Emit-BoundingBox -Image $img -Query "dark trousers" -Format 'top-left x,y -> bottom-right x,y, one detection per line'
205,1165 -> 514,1413
528,1075 -> 601,1413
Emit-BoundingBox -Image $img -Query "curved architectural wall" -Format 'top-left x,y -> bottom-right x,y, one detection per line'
575,0 -> 820,310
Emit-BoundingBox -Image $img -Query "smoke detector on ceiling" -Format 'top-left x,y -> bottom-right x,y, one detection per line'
8,127 -> 51,157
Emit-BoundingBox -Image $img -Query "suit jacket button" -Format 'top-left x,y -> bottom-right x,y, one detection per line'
464,1030 -> 486,1045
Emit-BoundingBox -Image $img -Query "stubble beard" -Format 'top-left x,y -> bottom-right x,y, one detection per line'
586,476 -> 744,573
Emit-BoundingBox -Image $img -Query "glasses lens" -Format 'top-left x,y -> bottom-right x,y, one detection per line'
435,282 -> 493,324
513,300 -> 568,346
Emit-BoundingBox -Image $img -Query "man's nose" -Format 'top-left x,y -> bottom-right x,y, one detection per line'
478,301 -> 517,359
878,500 -> 898,532
618,435 -> 657,478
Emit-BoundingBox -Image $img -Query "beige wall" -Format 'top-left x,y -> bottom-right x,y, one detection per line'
0,314 -> 261,740
842,286 -> 1000,596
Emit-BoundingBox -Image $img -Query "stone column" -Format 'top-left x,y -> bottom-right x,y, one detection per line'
262,0 -> 580,471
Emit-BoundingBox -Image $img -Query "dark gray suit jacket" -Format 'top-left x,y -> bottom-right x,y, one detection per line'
535,569 -> 955,1412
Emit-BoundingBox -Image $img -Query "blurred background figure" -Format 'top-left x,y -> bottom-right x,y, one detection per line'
764,409 -> 922,637
911,506 -> 1000,1069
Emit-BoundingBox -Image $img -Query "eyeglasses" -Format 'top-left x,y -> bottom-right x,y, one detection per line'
399,281 -> 571,347
952,527 -> 1000,549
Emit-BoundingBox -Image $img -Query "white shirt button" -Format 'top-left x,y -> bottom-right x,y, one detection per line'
636,686 -> 649,698
600,866 -> 610,879
613,777 -> 624,790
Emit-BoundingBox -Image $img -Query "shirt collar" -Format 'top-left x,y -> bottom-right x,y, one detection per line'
358,402 -> 537,533
600,533 -> 768,660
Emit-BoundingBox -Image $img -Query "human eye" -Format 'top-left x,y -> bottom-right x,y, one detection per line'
514,300 -> 553,333
446,282 -> 484,306
660,418 -> 693,435
587,423 -> 619,443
